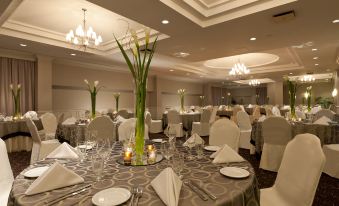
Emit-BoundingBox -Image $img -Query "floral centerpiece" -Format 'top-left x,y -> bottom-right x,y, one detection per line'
178,89 -> 186,113
305,86 -> 312,112
199,95 -> 205,107
10,84 -> 21,119
113,93 -> 120,112
115,28 -> 158,164
286,79 -> 298,119
84,79 -> 102,119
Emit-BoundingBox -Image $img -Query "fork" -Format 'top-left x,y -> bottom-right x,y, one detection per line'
134,187 -> 143,206
129,187 -> 138,206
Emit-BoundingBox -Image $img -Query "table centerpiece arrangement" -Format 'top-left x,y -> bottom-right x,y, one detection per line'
84,79 -> 103,120
10,83 -> 21,120
113,93 -> 120,112
178,89 -> 186,113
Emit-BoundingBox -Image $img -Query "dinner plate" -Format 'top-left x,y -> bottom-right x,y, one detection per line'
92,188 -> 131,206
152,138 -> 163,143
24,166 -> 49,178
220,167 -> 250,179
204,145 -> 220,151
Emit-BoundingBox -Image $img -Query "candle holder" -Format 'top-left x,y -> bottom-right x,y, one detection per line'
123,151 -> 132,165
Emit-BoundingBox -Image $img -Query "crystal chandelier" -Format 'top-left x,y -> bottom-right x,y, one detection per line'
300,75 -> 315,82
249,79 -> 261,86
229,62 -> 250,76
65,8 -> 102,49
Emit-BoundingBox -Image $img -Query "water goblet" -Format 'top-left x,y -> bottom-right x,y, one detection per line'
195,143 -> 204,159
186,141 -> 195,160
76,140 -> 87,162
161,141 -> 174,166
172,153 -> 185,179
91,154 -> 104,181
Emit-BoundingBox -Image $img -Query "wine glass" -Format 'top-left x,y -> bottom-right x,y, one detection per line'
76,140 -> 87,162
91,154 -> 104,181
96,138 -> 112,163
167,125 -> 177,148
161,141 -> 174,166
172,153 -> 184,179
186,141 -> 195,160
195,143 -> 204,159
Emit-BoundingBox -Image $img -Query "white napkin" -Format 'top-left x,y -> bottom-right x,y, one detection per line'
62,117 -> 77,125
211,144 -> 245,163
24,111 -> 38,120
258,115 -> 266,122
25,162 -> 84,195
47,142 -> 79,159
248,104 -> 253,108
151,167 -> 182,206
183,133 -> 204,147
313,116 -> 331,125
4,116 -> 13,121
115,115 -> 126,124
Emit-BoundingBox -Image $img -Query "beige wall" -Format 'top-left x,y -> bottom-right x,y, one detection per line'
37,55 -> 53,111
267,82 -> 283,105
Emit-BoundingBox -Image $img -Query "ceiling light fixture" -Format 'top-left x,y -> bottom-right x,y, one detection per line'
19,44 -> 27,47
250,37 -> 256,41
289,72 -> 293,75
229,61 -> 250,76
312,48 -> 318,51
300,75 -> 315,82
70,53 -> 76,56
315,63 -> 319,66
173,52 -> 190,58
313,57 -> 319,60
161,20 -> 169,24
249,79 -> 261,86
169,69 -> 174,72
332,19 -> 339,23
65,8 -> 102,50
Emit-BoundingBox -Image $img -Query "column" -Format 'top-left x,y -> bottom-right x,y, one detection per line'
36,55 -> 53,111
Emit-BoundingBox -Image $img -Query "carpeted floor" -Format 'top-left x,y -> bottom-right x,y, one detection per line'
8,133 -> 339,206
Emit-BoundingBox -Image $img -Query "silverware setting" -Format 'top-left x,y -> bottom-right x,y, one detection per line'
183,179 -> 208,201
129,187 -> 137,206
134,187 -> 143,206
189,180 -> 217,200
45,184 -> 91,206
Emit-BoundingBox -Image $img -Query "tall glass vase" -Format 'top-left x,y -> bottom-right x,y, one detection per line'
115,97 -> 119,112
180,96 -> 184,112
13,96 -> 21,119
91,93 -> 96,119
134,81 -> 146,165
289,93 -> 296,119
307,96 -> 311,112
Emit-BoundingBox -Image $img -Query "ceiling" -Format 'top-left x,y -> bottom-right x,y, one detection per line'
0,0 -> 338,84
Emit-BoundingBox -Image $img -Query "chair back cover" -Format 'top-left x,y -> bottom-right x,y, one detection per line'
209,106 -> 218,124
145,111 -> 152,130
40,112 -> 58,134
252,106 -> 261,120
265,107 -> 274,117
313,109 -> 335,122
0,139 -> 14,206
26,118 -> 42,163
88,116 -> 115,140
209,119 -> 240,152
237,111 -> 252,131
167,110 -> 181,124
116,109 -> 129,119
272,106 -> 281,116
262,117 -> 292,145
118,118 -> 149,141
200,109 -> 212,123
240,105 -> 245,111
232,106 -> 242,117
274,133 -> 325,206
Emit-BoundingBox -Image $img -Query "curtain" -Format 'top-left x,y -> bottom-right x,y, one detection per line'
0,57 -> 36,115
256,87 -> 267,105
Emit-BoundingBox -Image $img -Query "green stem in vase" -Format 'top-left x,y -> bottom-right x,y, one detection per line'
91,93 -> 96,119
134,82 -> 146,164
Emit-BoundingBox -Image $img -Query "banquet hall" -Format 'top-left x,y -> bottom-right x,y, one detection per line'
1,0 -> 339,205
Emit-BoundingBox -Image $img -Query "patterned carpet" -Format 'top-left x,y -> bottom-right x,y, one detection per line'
7,133 -> 339,206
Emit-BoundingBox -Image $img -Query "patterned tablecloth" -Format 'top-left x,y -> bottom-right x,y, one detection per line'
251,120 -> 339,153
9,142 -> 260,206
0,119 -> 43,140
162,113 -> 201,132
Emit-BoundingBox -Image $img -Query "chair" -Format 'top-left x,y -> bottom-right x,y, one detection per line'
167,110 -> 184,137
261,134 -> 325,206
40,112 -> 58,140
192,109 -> 212,136
0,139 -> 14,206
145,112 -> 163,133
209,106 -> 218,124
313,109 -> 335,122
252,106 -> 261,121
116,109 -> 130,119
260,117 -> 292,172
209,119 -> 240,152
88,116 -> 115,141
236,111 -> 252,149
286,111 -> 306,120
272,106 -> 281,117
265,107 -> 274,117
322,144 -> 339,179
26,119 -> 60,164
231,106 -> 242,124
118,118 -> 149,141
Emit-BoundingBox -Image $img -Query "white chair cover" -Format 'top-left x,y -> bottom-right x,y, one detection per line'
261,134 -> 325,206
237,111 -> 252,149
322,144 -> 339,179
0,139 -> 14,206
145,112 -> 163,134
40,112 -> 58,139
260,117 -> 292,172
231,106 -> 242,124
116,109 -> 130,119
252,106 -> 261,120
209,119 -> 240,152
167,110 -> 184,137
118,118 -> 149,141
88,116 -> 115,141
209,106 -> 218,124
272,106 -> 281,116
313,109 -> 335,122
192,109 -> 211,136
265,107 -> 274,117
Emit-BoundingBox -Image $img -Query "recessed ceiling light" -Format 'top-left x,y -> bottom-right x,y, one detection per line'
250,37 -> 256,41
19,43 -> 27,47
169,69 -> 174,72
70,53 -> 76,56
173,52 -> 190,58
161,20 -> 169,24
332,19 -> 339,23
313,57 -> 319,60
315,63 -> 319,66
289,72 -> 293,75
312,48 -> 318,51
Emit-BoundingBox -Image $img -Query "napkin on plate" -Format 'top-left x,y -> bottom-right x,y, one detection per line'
25,162 -> 84,195
211,144 -> 245,163
151,167 -> 182,206
62,117 -> 77,125
313,116 -> 331,125
46,142 -> 79,159
183,133 -> 204,147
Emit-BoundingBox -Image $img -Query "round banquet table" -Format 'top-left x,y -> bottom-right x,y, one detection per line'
251,120 -> 339,153
9,142 -> 260,206
162,112 -> 201,132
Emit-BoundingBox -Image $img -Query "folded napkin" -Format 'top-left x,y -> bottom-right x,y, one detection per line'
151,167 -> 182,206
24,111 -> 38,120
183,133 -> 204,147
47,142 -> 79,159
248,104 -> 253,108
211,144 -> 245,164
62,117 -> 77,125
258,115 -> 266,122
25,162 -> 84,195
313,116 -> 331,125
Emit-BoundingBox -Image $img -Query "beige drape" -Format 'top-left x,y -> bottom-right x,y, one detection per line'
0,57 -> 36,115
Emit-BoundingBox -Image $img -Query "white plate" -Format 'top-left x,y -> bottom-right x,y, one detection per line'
204,145 -> 220,151
152,139 -> 163,143
24,166 -> 49,178
76,144 -> 93,150
220,167 -> 250,179
92,188 -> 131,206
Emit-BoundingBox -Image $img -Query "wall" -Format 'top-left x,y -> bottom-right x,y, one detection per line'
267,82 -> 283,105
37,55 -> 53,111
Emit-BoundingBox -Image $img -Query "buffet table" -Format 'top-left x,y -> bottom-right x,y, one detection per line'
162,112 -> 201,131
9,142 -> 260,206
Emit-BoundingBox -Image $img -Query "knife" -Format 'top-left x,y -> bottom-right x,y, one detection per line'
45,184 -> 91,206
184,180 -> 208,201
190,181 -> 217,200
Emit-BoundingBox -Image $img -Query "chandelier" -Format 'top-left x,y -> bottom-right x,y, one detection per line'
300,75 -> 315,82
249,79 -> 261,86
65,8 -> 102,49
229,62 -> 250,76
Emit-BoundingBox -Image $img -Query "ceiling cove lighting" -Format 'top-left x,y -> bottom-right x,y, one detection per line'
229,62 -> 250,76
65,8 -> 102,50
249,79 -> 261,86
300,75 -> 315,82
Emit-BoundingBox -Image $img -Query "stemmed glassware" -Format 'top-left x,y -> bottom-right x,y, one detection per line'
186,141 -> 195,160
96,138 -> 112,164
167,125 -> 177,150
195,143 -> 205,159
161,141 -> 175,166
172,153 -> 184,179
76,140 -> 87,163
91,154 -> 104,181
